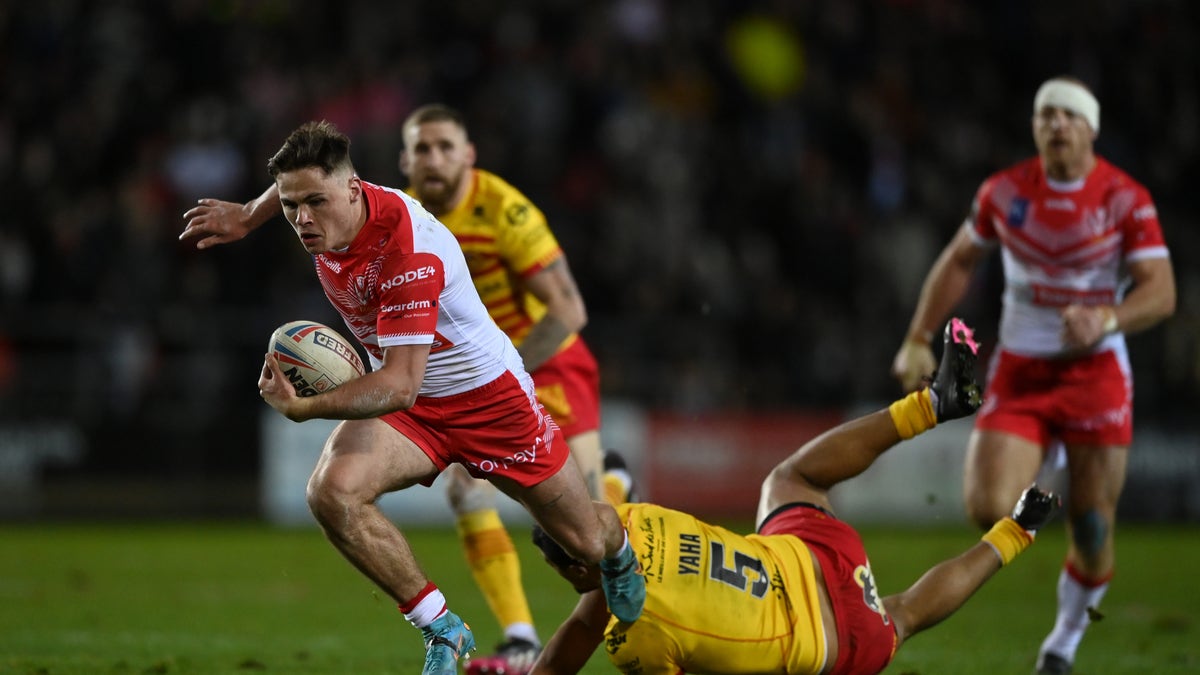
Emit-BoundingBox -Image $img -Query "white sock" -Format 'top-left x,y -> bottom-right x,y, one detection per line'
503,622 -> 540,646
604,530 -> 630,564
403,589 -> 448,629
1039,567 -> 1109,662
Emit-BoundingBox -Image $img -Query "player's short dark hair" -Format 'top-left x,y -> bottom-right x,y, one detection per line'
531,524 -> 582,569
267,120 -> 354,178
402,103 -> 468,138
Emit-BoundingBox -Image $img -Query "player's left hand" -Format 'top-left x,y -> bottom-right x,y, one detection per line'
258,353 -> 303,420
1060,304 -> 1115,350
892,339 -> 937,392
180,198 -> 256,249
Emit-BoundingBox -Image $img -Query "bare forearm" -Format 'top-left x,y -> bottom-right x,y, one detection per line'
886,543 -> 1001,643
518,314 -> 573,372
181,184 -> 284,249
283,373 -> 418,422
529,634 -> 594,675
789,410 -> 903,491
245,183 -> 284,227
518,258 -> 587,371
529,593 -> 606,674
908,248 -> 975,343
1113,260 -> 1176,334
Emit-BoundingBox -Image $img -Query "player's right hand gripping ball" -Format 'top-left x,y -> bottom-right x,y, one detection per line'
267,321 -> 365,397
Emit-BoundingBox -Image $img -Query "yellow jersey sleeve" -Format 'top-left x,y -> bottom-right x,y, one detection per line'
609,503 -> 828,675
429,169 -> 563,346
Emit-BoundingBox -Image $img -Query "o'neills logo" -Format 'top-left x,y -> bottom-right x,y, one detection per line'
380,266 -> 435,291
1133,204 -> 1157,222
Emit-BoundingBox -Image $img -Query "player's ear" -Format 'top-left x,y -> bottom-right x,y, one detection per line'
398,149 -> 411,176
465,142 -> 477,168
347,174 -> 362,202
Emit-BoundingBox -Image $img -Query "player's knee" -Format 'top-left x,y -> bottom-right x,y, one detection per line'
964,494 -> 1007,530
1071,509 -> 1108,558
305,469 -> 365,527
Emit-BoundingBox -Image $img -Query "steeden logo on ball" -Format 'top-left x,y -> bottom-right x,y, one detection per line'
269,321 -> 365,396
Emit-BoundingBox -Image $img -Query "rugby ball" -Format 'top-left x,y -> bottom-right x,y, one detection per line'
268,320 -> 365,396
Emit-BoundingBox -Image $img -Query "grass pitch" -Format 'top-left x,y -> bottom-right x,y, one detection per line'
0,521 -> 1195,674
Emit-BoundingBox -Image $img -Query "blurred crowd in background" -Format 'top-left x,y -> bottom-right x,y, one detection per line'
1,1 -> 1197,494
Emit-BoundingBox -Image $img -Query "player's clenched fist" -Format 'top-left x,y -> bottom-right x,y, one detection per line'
891,338 -> 936,392
1060,304 -> 1117,351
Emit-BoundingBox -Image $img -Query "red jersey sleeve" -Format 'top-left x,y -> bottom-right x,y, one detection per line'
1121,184 -> 1168,259
966,174 -> 1002,242
375,251 -> 444,347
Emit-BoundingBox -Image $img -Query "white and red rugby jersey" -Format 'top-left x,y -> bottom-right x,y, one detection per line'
312,181 -> 529,397
965,156 -> 1169,357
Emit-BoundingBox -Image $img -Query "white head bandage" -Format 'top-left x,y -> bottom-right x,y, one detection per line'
1033,79 -> 1100,133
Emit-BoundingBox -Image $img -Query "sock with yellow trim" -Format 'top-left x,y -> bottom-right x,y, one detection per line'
604,475 -> 628,506
602,450 -> 637,506
982,517 -> 1035,566
456,509 -> 536,635
888,389 -> 938,440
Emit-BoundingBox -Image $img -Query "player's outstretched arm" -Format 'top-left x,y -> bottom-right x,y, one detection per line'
892,226 -> 986,391
884,485 -> 1059,648
180,184 -> 283,249
759,318 -> 982,525
528,590 -> 607,675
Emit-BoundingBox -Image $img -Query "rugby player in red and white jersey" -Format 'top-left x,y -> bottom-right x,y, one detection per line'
183,105 -> 611,674
190,121 -> 646,675
891,77 -> 1176,675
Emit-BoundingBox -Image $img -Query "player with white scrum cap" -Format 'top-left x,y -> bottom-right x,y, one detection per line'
1034,77 -> 1100,133
892,75 -> 1175,674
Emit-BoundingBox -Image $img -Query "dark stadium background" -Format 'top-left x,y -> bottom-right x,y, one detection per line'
1,1 -> 1197,521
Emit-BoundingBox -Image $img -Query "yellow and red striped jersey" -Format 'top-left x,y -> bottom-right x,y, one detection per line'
413,169 -> 575,351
